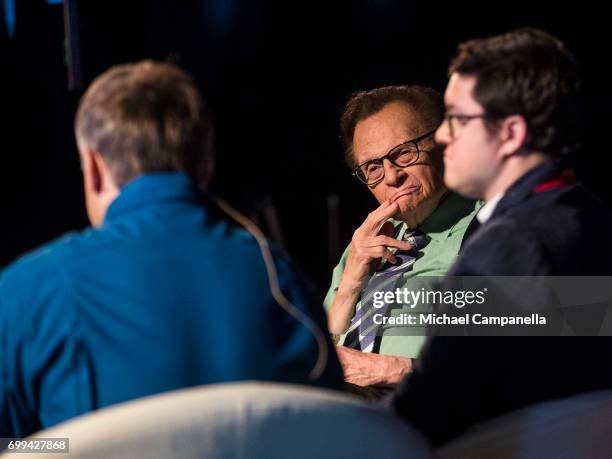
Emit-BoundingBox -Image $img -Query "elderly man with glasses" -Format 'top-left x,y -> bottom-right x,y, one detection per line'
324,85 -> 480,398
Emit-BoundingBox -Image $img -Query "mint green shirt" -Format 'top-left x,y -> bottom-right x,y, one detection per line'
323,193 -> 481,358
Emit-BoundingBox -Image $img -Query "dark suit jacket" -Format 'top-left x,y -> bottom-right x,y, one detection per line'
387,160 -> 612,446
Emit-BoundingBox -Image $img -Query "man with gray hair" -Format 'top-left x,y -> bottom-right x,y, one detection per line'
0,60 -> 342,437
325,85 -> 479,396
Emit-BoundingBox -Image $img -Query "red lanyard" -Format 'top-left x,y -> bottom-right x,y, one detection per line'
532,169 -> 575,193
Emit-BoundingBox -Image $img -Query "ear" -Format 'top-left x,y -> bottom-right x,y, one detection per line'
81,146 -> 106,195
497,115 -> 528,159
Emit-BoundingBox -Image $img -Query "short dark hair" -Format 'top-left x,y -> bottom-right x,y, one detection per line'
339,85 -> 444,168
449,28 -> 582,157
75,60 -> 213,187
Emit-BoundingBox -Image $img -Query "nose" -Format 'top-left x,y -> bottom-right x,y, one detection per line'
435,120 -> 450,146
382,158 -> 405,186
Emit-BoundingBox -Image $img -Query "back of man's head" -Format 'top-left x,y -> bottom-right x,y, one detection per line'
449,28 -> 582,157
75,60 -> 213,188
339,85 -> 444,168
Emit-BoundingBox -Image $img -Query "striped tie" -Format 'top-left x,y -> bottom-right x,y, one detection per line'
344,229 -> 428,352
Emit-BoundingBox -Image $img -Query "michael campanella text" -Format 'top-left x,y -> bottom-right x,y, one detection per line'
374,313 -> 547,327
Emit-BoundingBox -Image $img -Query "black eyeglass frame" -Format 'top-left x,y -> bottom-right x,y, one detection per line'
443,113 -> 499,139
351,129 -> 436,186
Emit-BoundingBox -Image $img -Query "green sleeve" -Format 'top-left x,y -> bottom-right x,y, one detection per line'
323,244 -> 350,312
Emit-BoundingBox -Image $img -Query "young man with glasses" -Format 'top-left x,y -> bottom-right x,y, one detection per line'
387,28 -> 612,446
324,86 -> 480,397
435,27 -> 612,275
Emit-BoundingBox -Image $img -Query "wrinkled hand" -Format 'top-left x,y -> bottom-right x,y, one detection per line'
336,346 -> 412,387
343,200 -> 412,291
327,200 -> 413,335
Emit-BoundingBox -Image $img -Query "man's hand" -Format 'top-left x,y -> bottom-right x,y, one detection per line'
336,345 -> 412,387
327,200 -> 411,334
343,200 -> 412,288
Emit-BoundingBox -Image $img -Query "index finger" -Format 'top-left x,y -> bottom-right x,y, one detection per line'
363,200 -> 399,234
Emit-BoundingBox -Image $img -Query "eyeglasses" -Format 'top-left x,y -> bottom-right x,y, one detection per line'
443,113 -> 492,139
352,130 -> 435,186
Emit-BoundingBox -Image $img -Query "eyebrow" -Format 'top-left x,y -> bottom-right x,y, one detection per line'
357,138 -> 414,165
358,154 -> 384,166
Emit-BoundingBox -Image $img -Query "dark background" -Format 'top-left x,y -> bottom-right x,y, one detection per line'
1,0 -> 609,298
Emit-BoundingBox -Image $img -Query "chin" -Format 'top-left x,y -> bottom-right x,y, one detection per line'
396,194 -> 424,214
446,179 -> 478,200
443,167 -> 454,184
444,174 -> 474,199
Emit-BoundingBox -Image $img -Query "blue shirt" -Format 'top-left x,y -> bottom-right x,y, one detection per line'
0,173 -> 342,436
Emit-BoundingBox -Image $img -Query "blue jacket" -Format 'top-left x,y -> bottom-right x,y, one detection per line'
0,173 -> 342,437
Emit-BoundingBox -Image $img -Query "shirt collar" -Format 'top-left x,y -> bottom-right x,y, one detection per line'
477,192 -> 505,224
489,159 -> 565,220
394,192 -> 477,242
104,172 -> 200,223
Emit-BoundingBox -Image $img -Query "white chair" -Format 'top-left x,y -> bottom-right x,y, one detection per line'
437,389 -> 612,459
1,382 -> 432,459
